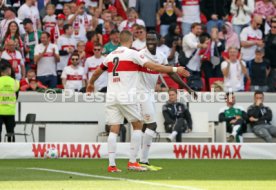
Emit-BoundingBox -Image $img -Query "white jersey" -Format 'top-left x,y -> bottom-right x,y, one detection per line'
157,44 -> 170,58
61,65 -> 86,91
139,48 -> 168,92
132,39 -> 146,51
138,49 -> 168,124
181,0 -> 201,23
1,50 -> 24,80
57,35 -> 77,71
100,46 -> 147,105
43,15 -> 57,34
17,4 -> 40,31
240,26 -> 263,61
118,19 -> 145,32
68,13 -> 92,42
34,43 -> 59,77
221,60 -> 246,92
84,55 -> 107,91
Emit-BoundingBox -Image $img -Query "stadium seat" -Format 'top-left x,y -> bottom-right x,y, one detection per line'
155,103 -> 215,142
56,84 -> 64,89
5,114 -> 36,142
162,74 -> 179,89
214,122 -> 276,143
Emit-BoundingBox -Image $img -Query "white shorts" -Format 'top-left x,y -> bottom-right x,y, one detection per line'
105,103 -> 141,125
139,93 -> 156,124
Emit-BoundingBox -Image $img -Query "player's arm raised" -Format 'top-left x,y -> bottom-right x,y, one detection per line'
86,66 -> 105,93
144,62 -> 190,77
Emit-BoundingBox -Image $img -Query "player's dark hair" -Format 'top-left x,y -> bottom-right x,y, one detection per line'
94,42 -> 102,47
63,24 -> 72,32
86,31 -> 97,41
71,51 -> 80,58
41,31 -> 51,38
254,91 -> 264,96
191,22 -> 201,30
168,88 -> 177,94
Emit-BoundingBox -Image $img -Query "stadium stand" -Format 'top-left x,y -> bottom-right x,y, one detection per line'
0,0 -> 275,144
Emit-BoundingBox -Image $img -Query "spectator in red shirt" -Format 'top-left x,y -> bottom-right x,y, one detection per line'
20,69 -> 47,91
98,21 -> 115,45
85,31 -> 99,58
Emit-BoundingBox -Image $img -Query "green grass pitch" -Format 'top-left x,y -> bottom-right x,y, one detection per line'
0,159 -> 276,190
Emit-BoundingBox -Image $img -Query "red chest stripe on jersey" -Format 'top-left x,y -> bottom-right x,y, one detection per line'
43,52 -> 54,57
139,66 -> 159,74
61,45 -> 75,51
67,75 -> 83,80
247,36 -> 261,41
100,63 -> 108,70
88,66 -> 98,71
182,0 -> 199,6
107,61 -> 140,72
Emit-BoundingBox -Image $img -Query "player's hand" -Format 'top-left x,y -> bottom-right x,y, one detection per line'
188,89 -> 198,100
249,116 -> 258,122
86,83 -> 95,94
176,67 -> 190,77
256,40 -> 264,47
230,119 -> 237,124
186,128 -> 192,133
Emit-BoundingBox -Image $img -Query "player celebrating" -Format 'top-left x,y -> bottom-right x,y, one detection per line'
138,31 -> 195,171
86,30 -> 190,173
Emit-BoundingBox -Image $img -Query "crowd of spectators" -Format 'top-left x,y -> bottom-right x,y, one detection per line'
0,0 -> 275,92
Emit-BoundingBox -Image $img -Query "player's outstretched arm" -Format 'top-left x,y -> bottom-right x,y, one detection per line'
86,67 -> 104,93
144,62 -> 190,77
167,72 -> 198,99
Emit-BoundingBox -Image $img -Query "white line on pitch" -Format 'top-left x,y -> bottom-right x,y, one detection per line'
27,167 -> 204,190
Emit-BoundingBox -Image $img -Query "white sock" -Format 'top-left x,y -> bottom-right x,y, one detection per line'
232,125 -> 240,137
140,128 -> 155,163
108,132 -> 118,166
169,131 -> 178,140
129,130 -> 142,163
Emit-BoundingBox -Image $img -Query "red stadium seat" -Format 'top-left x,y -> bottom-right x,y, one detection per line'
162,74 -> 179,89
245,79 -> 251,92
56,84 -> 64,89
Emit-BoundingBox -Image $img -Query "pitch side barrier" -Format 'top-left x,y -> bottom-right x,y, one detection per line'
0,143 -> 276,159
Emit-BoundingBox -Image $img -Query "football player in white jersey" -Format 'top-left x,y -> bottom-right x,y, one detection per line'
138,31 -> 196,171
87,30 -> 190,173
